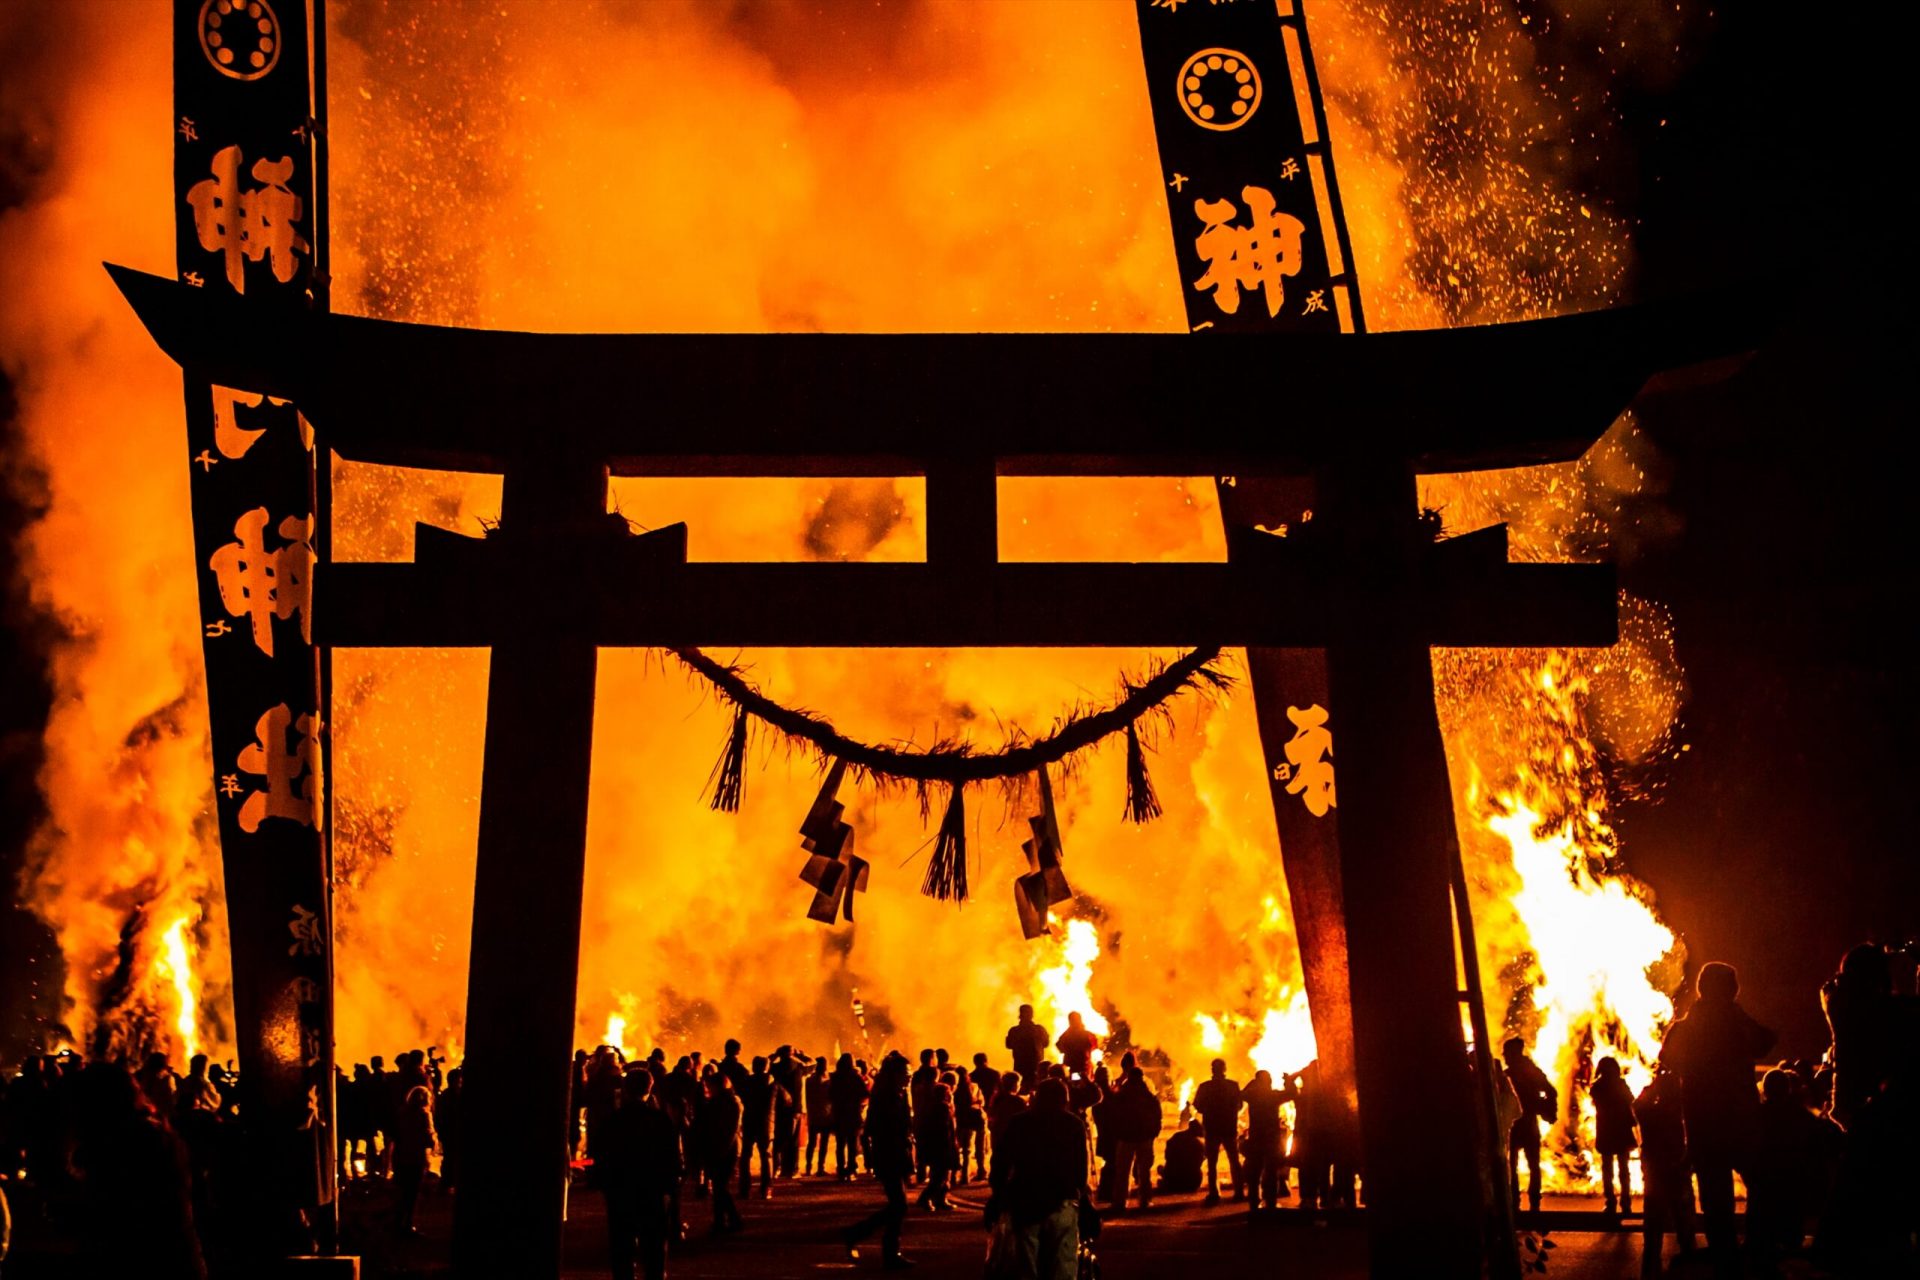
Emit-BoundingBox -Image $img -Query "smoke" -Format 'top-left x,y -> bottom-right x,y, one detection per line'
1,0 -> 1698,1113
0,0 -> 233,1059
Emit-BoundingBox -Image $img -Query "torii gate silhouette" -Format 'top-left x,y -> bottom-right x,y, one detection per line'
120,1 -> 1759,1276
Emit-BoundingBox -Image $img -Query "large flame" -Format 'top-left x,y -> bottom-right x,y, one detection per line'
2,0 -> 1696,1194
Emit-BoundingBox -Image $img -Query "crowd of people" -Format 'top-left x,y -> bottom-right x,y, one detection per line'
1,945 -> 1915,1279
1497,954 -> 1917,1278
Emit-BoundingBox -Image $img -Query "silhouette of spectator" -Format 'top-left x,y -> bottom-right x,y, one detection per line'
1635,1065 -> 1695,1276
968,1054 -> 999,1174
1745,1066 -> 1842,1269
696,1074 -> 743,1235
1241,1069 -> 1295,1210
988,1070 -> 1028,1152
951,1064 -> 985,1186
368,1054 -> 396,1177
909,1048 -> 939,1186
1160,1118 -> 1205,1194
917,1073 -> 958,1211
828,1053 -> 870,1181
717,1039 -> 751,1098
1006,1005 -> 1051,1093
987,1077 -> 1090,1280
1055,1013 -> 1100,1079
136,1051 -> 178,1120
437,1066 -> 465,1194
740,1055 -> 783,1200
1816,941 -> 1920,1272
1106,1065 -> 1161,1213
602,1068 -> 683,1280
771,1046 -> 807,1180
842,1051 -> 915,1270
1502,1037 -> 1557,1214
1659,961 -> 1775,1277
1590,1056 -> 1638,1215
70,1061 -> 205,1279
585,1046 -> 624,1187
804,1055 -> 832,1175
391,1084 -> 437,1237
1192,1058 -> 1244,1205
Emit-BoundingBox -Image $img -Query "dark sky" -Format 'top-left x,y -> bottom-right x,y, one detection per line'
2,3 -> 1913,1063
1597,4 -> 1915,1054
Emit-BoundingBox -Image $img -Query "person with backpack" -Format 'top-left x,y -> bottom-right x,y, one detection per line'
1502,1037 -> 1558,1214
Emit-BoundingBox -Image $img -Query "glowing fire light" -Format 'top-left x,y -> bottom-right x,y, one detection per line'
155,915 -> 201,1062
1033,917 -> 1111,1058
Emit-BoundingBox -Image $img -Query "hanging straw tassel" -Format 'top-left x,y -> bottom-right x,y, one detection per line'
922,784 -> 969,902
706,704 -> 749,813
1123,719 -> 1162,823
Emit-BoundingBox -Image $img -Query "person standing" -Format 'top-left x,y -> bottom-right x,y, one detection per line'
967,1053 -> 999,1179
804,1055 -> 833,1176
951,1065 -> 985,1186
1659,961 -> 1775,1277
917,1074 -> 958,1211
1241,1069 -> 1295,1210
740,1056 -> 783,1200
1590,1056 -> 1639,1215
1107,1065 -> 1161,1213
696,1075 -> 744,1235
602,1069 -> 683,1280
1055,1013 -> 1100,1080
1502,1038 -> 1558,1215
391,1085 -> 438,1237
828,1053 -> 870,1181
842,1052 -> 915,1270
988,1078 -> 1089,1280
1192,1058 -> 1244,1205
1635,1067 -> 1695,1277
1005,1006 -> 1051,1093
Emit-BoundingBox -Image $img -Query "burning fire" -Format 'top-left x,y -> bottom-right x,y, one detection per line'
3,0 -> 1697,1196
155,915 -> 203,1063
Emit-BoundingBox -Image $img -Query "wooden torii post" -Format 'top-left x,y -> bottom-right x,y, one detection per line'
115,260 -> 1756,1277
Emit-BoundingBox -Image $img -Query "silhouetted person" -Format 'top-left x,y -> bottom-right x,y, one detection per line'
696,1074 -> 743,1234
950,1064 -> 984,1186
843,1052 -> 914,1270
1591,1056 -> 1638,1215
391,1084 -> 437,1237
718,1039 -> 750,1097
988,1070 -> 1027,1152
1241,1069 -> 1295,1209
1006,1005 -> 1050,1093
988,1077 -> 1089,1280
586,1046 -> 624,1187
368,1054 -> 396,1176
1659,961 -> 1775,1277
740,1055 -> 782,1199
916,1074 -> 958,1211
1817,941 -> 1920,1273
1192,1058 -> 1244,1205
1635,1067 -> 1695,1277
828,1053 -> 869,1181
1160,1119 -> 1205,1194
1107,1065 -> 1160,1212
602,1069 -> 683,1280
1502,1037 -> 1557,1214
771,1046 -> 808,1179
1745,1067 -> 1842,1271
967,1053 -> 998,1178
804,1055 -> 832,1175
909,1048 -> 938,1186
71,1061 -> 204,1279
1055,1012 -> 1100,1079
437,1066 -> 465,1193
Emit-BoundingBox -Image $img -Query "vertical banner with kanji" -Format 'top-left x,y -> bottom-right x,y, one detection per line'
1134,0 -> 1361,1141
173,0 -> 334,1234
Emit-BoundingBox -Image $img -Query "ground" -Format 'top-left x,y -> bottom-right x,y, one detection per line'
342,1176 -> 1752,1280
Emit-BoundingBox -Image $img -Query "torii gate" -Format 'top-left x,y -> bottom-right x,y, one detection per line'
129,1 -> 1758,1276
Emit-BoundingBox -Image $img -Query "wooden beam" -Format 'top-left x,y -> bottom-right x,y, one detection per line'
318,559 -> 1617,650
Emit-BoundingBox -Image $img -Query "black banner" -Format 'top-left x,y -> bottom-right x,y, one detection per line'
1135,0 -> 1362,335
173,0 -> 333,1228
1134,0 -> 1361,1129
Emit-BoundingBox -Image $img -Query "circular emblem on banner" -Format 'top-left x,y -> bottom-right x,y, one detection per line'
199,0 -> 282,81
1176,48 -> 1261,131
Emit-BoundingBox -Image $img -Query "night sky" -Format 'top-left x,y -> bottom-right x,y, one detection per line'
2,3 -> 1913,1063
